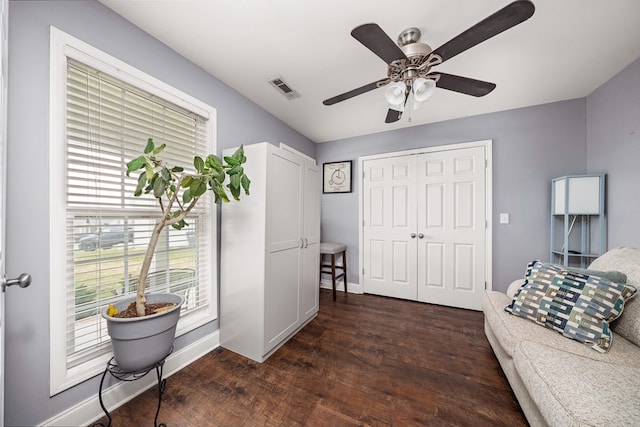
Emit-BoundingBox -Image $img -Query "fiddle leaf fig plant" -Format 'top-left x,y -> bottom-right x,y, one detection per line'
118,138 -> 250,317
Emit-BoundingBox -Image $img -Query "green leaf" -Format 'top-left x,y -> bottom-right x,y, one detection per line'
144,138 -> 155,154
183,188 -> 193,204
161,167 -> 171,182
153,143 -> 166,155
224,156 -> 239,166
194,156 -> 205,173
171,166 -> 184,173
219,191 -> 230,203
211,168 -> 225,181
241,174 -> 251,195
206,155 -> 221,169
228,181 -> 241,200
145,164 -> 155,181
126,156 -> 147,175
153,177 -> 166,198
232,146 -> 246,163
228,174 -> 241,201
191,179 -> 207,198
134,172 -> 146,196
227,165 -> 243,175
181,175 -> 193,188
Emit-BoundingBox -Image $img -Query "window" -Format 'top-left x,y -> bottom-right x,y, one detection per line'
49,28 -> 217,395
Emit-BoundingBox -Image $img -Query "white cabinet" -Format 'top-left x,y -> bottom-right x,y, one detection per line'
220,142 -> 320,362
550,174 -> 606,267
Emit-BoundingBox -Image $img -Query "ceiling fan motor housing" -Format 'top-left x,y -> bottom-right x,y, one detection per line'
388,29 -> 436,84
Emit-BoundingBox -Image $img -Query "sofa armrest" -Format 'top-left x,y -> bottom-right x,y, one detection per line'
506,279 -> 525,299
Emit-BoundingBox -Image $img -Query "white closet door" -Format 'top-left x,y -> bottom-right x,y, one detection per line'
361,143 -> 488,310
416,146 -> 486,310
362,155 -> 418,300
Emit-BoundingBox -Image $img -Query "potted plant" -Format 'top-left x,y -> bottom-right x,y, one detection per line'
102,138 -> 250,371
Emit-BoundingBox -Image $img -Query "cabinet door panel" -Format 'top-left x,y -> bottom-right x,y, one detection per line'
300,161 -> 320,320
268,152 -> 302,249
265,247 -> 300,353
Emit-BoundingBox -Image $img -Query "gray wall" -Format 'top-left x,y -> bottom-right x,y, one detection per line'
317,99 -> 588,292
586,58 -> 640,248
317,55 -> 640,292
5,1 -> 314,425
6,0 -> 640,425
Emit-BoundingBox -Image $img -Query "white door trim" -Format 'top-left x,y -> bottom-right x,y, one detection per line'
358,140 -> 493,299
0,0 -> 8,424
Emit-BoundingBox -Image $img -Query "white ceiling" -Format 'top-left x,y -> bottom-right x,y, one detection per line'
98,0 -> 640,143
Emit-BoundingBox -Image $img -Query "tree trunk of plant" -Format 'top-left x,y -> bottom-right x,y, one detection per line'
136,220 -> 166,317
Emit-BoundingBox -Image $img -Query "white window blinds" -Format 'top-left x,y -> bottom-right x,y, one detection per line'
64,58 -> 213,370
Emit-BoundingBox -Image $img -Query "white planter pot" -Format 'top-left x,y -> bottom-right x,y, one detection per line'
102,293 -> 184,372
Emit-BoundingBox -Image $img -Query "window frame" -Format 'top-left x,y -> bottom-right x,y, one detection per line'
49,27 -> 217,395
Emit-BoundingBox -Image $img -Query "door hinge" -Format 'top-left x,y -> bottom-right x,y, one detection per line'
362,268 -> 365,275
484,281 -> 487,290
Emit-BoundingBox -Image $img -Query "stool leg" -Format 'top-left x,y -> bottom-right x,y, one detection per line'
342,250 -> 347,295
331,253 -> 337,301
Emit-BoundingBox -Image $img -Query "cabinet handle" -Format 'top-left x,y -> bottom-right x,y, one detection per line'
418,234 -> 424,239
410,233 -> 416,238
304,238 -> 308,248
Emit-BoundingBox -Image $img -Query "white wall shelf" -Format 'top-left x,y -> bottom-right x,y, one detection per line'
550,174 -> 606,267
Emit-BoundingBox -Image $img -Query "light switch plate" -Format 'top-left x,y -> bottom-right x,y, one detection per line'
500,213 -> 510,224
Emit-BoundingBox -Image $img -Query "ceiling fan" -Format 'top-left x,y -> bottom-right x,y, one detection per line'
322,0 -> 535,123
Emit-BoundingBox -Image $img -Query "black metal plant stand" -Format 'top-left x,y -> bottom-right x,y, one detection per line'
92,349 -> 172,427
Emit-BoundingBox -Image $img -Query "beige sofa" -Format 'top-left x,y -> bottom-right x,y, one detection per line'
483,247 -> 640,427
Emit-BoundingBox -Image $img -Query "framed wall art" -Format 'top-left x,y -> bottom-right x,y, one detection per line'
323,160 -> 352,193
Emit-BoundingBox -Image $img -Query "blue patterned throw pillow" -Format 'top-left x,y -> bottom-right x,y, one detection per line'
505,260 -> 637,352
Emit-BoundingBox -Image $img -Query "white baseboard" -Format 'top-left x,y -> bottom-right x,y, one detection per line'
320,279 -> 362,294
41,331 -> 220,427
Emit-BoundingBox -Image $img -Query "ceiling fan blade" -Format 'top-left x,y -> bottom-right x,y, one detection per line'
323,78 -> 389,106
351,23 -> 407,65
385,109 -> 402,123
432,0 -> 535,64
431,72 -> 496,97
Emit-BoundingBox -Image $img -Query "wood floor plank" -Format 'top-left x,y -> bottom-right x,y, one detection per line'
91,290 -> 526,426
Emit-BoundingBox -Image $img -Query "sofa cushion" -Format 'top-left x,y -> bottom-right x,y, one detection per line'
589,247 -> 640,347
484,290 -> 640,368
505,261 -> 636,352
514,340 -> 640,427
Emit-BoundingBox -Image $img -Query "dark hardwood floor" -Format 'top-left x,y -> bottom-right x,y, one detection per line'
93,289 -> 526,426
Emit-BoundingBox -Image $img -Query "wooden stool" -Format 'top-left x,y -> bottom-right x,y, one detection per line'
320,243 -> 347,301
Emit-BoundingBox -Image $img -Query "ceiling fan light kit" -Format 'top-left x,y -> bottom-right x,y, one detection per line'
385,81 -> 407,107
322,0 -> 535,123
413,78 -> 436,102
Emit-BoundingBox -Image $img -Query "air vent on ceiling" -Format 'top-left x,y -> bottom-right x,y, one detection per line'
268,76 -> 301,100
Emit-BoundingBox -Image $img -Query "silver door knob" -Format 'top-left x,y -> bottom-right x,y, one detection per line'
418,234 -> 424,239
410,233 -> 416,238
2,273 -> 32,292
